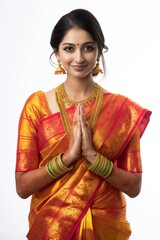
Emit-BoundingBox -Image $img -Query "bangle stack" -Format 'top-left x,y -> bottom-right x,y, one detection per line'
46,153 -> 73,178
88,152 -> 113,179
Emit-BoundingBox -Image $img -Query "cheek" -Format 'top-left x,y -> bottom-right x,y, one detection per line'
87,52 -> 98,62
60,55 -> 72,65
87,55 -> 97,67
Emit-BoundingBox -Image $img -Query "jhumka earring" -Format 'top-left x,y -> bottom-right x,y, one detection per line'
54,60 -> 66,74
92,60 -> 103,76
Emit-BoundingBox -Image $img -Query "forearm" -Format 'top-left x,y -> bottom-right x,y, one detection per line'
16,153 -> 74,199
106,166 -> 142,198
15,166 -> 54,199
86,151 -> 142,198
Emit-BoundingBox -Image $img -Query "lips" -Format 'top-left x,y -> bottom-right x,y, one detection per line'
71,65 -> 87,71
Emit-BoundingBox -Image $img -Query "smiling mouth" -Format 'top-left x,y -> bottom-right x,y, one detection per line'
71,65 -> 87,71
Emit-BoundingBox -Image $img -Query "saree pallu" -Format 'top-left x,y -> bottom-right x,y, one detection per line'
16,89 -> 152,240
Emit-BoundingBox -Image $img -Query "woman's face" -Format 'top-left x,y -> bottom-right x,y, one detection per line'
55,28 -> 99,79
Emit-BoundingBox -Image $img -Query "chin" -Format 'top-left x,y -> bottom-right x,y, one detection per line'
70,71 -> 92,79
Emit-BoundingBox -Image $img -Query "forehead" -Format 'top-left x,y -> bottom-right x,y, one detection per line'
60,28 -> 94,45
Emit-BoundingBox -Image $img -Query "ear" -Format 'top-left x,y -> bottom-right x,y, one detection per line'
97,48 -> 103,60
54,49 -> 60,61
97,53 -> 102,61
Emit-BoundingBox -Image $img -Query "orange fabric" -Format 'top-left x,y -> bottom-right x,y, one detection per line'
16,89 -> 151,240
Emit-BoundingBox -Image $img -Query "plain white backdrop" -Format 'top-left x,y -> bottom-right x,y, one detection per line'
1,0 -> 160,239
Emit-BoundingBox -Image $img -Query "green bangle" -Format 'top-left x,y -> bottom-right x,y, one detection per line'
46,161 -> 58,178
58,153 -> 73,171
46,153 -> 73,179
99,157 -> 108,176
88,152 -> 113,179
103,161 -> 113,178
49,160 -> 60,177
88,153 -> 100,172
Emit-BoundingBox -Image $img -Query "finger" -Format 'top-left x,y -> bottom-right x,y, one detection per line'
80,106 -> 89,129
72,105 -> 80,127
77,114 -> 81,129
73,105 -> 79,120
72,114 -> 81,140
80,105 -> 86,125
80,105 -> 86,120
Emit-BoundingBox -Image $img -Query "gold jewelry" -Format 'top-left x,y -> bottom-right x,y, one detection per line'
57,83 -> 98,107
54,60 -> 66,74
55,83 -> 104,137
92,61 -> 103,76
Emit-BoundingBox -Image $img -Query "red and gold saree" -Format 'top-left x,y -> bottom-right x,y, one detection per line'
16,85 -> 151,240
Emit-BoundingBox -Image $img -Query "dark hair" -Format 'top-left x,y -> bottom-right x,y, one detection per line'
50,8 -> 108,75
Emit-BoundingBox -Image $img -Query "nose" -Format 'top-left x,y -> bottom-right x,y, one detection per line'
74,49 -> 84,63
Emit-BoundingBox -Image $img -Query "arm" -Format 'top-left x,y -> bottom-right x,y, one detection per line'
79,105 -> 142,198
15,167 -> 55,199
84,149 -> 142,198
104,167 -> 142,198
16,105 -> 82,199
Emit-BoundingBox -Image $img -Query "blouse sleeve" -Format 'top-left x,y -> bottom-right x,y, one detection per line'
117,127 -> 142,173
15,94 -> 41,172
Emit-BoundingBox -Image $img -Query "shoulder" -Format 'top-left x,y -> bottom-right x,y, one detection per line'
102,86 -> 126,101
103,89 -> 138,105
103,89 -> 145,112
111,93 -> 149,117
113,93 -> 141,109
45,88 -> 56,100
21,90 -> 46,117
102,87 -> 127,104
44,88 -> 61,115
25,90 -> 45,105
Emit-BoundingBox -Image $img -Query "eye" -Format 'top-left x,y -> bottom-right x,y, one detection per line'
84,45 -> 95,52
63,46 -> 75,52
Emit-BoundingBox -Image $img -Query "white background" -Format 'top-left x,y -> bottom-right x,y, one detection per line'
0,0 -> 160,239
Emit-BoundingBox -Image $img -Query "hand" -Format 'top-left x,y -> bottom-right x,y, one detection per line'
79,105 -> 96,163
62,105 -> 82,166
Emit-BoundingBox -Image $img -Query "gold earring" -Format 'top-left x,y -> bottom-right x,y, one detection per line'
92,61 -> 103,76
54,60 -> 66,74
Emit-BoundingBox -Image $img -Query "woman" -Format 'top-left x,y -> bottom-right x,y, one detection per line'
15,9 -> 152,240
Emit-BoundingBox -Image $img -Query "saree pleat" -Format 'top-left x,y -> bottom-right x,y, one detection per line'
15,88 -> 152,240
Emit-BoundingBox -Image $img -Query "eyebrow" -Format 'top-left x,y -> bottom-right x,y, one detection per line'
62,42 -> 96,46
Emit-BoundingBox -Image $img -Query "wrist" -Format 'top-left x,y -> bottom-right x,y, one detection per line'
62,151 -> 74,167
46,153 -> 73,179
85,149 -> 97,163
88,152 -> 113,179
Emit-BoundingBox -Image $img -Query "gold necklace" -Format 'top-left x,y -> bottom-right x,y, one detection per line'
56,83 -> 104,137
58,82 -> 99,107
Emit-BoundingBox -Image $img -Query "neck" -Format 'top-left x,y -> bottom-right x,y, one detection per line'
64,77 -> 95,100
